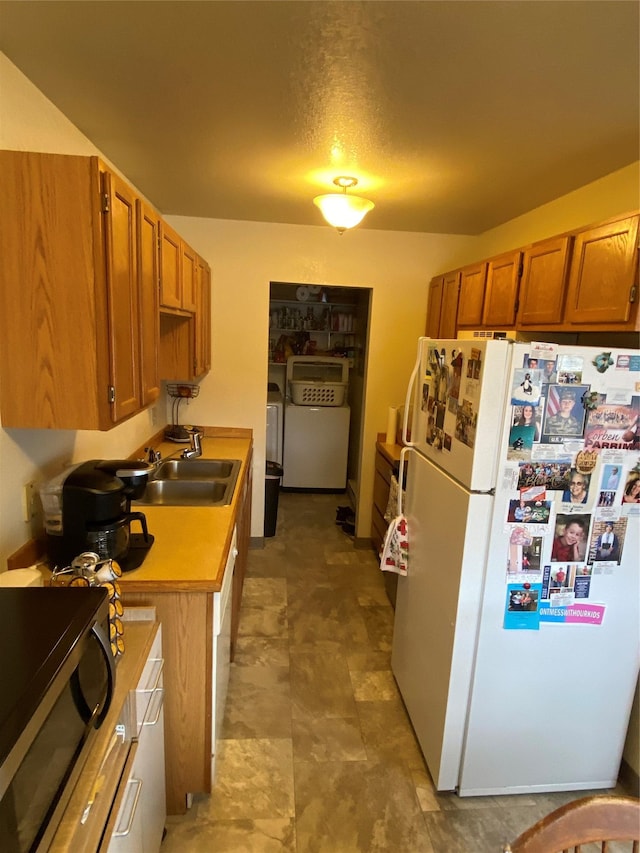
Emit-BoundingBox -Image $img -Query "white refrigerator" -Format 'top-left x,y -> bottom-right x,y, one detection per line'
391,337 -> 640,796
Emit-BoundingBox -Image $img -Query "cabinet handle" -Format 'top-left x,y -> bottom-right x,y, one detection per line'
139,657 -> 164,694
143,688 -> 164,727
112,777 -> 143,837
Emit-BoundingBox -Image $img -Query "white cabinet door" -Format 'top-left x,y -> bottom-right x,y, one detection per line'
108,626 -> 166,853
136,687 -> 166,853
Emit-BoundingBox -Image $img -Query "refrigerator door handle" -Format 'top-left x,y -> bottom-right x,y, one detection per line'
397,446 -> 411,515
402,344 -> 421,446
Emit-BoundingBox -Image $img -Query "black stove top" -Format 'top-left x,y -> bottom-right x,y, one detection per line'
0,586 -> 108,764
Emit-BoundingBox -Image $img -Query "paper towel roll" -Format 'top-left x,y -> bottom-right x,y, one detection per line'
386,407 -> 398,444
0,567 -> 44,587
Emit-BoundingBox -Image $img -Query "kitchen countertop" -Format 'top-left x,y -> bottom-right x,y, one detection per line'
118,433 -> 252,594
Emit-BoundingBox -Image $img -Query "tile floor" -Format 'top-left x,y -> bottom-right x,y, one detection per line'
162,491 -> 631,852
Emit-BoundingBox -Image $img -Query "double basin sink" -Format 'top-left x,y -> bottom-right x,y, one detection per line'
134,458 -> 241,507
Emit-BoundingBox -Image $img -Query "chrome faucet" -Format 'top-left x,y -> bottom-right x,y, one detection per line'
145,446 -> 162,464
181,427 -> 203,459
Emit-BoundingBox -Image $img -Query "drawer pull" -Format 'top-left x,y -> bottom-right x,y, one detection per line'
143,688 -> 164,727
113,777 -> 143,837
139,657 -> 164,693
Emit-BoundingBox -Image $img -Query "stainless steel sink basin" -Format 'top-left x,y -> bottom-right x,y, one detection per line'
135,479 -> 231,507
154,459 -> 240,480
134,458 -> 241,506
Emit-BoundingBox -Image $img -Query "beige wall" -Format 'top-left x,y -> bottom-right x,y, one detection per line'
437,161 -> 640,271
158,215 -> 471,537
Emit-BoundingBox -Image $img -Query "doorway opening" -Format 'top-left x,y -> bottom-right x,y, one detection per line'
267,281 -> 372,523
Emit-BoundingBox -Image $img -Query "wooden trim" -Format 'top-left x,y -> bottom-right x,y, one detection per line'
619,757 -> 640,798
6,538 -> 46,571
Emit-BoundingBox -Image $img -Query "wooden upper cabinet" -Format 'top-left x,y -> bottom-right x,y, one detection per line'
517,236 -> 572,327
159,222 -> 182,310
439,270 -> 460,338
137,200 -> 161,405
482,250 -> 522,328
562,215 -> 639,329
457,262 -> 487,328
181,242 -> 197,313
102,171 -> 141,421
0,151 -> 156,430
426,276 -> 444,337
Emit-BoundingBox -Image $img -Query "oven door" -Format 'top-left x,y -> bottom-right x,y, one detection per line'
0,618 -> 115,853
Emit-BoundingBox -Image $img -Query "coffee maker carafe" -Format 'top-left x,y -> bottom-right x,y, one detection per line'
41,459 -> 155,571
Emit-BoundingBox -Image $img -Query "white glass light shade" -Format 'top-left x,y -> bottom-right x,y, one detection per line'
313,193 -> 374,232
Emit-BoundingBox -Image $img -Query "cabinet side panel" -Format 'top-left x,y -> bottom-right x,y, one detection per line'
426,277 -> 443,337
138,202 -> 161,404
0,151 -> 103,428
440,273 -> 460,338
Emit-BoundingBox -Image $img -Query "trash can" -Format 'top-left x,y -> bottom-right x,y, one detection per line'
264,461 -> 284,537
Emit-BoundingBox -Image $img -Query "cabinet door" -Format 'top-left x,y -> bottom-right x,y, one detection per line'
181,242 -> 197,313
457,262 -> 487,328
482,251 -> 522,327
426,276 -> 443,337
517,236 -> 572,327
137,201 -> 160,405
439,271 -> 460,338
0,151 -> 109,429
563,215 -> 639,327
159,222 -> 182,310
103,171 -> 141,421
194,256 -> 211,377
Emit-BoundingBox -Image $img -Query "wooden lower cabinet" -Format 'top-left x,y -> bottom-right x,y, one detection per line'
371,438 -> 403,609
121,459 -> 252,815
120,591 -> 210,815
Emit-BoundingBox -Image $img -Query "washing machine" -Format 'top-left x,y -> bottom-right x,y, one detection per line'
282,357 -> 350,490
266,383 -> 283,465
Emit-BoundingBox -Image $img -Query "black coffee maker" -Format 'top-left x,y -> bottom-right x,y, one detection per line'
41,459 -> 155,571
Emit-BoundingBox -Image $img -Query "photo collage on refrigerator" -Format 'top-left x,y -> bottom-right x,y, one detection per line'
502,344 -> 640,630
420,344 -> 483,452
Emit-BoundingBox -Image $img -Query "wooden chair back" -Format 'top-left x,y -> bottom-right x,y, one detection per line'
502,794 -> 640,853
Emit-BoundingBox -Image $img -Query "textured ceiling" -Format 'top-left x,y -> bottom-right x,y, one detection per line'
1,1 -> 638,234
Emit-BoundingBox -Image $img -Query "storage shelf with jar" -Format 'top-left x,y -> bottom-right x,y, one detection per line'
269,299 -> 359,364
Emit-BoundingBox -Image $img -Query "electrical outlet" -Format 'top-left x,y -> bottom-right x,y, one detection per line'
23,481 -> 37,523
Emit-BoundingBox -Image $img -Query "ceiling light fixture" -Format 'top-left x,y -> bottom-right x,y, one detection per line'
313,176 -> 374,234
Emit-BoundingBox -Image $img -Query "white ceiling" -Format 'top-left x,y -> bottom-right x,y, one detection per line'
1,1 -> 638,235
